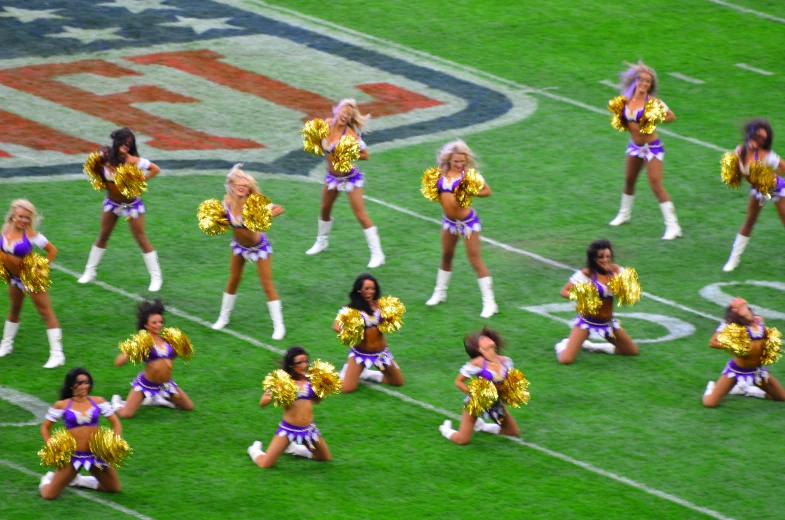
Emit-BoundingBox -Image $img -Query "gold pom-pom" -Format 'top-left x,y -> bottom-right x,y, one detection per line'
83,151 -> 106,191
307,360 -> 342,398
0,259 -> 11,285
114,164 -> 147,199
336,307 -> 365,347
89,427 -> 132,468
119,330 -> 155,365
720,152 -> 741,189
301,118 -> 329,155
263,369 -> 299,408
608,95 -> 628,132
160,327 -> 194,361
464,378 -> 499,416
19,252 -> 51,294
420,166 -> 441,202
241,193 -> 273,232
638,98 -> 667,135
748,161 -> 777,198
569,281 -> 602,316
454,168 -> 485,208
197,199 -> 229,236
608,267 -> 641,307
38,429 -> 76,469
378,296 -> 406,334
717,323 -> 753,357
331,135 -> 360,173
761,327 -> 782,366
496,369 -> 531,408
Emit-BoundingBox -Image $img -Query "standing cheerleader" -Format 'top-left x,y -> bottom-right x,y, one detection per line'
703,297 -> 784,406
333,273 -> 405,393
421,139 -> 497,318
78,128 -> 163,291
0,199 -> 64,368
607,62 -> 681,240
247,346 -> 340,468
720,119 -> 785,272
439,327 -> 528,444
198,164 -> 286,340
111,299 -> 195,417
39,367 -> 127,499
302,99 -> 385,268
555,239 -> 640,364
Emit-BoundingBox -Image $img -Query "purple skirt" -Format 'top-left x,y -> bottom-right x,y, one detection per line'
626,139 -> 664,162
131,372 -> 179,399
9,275 -> 31,293
325,167 -> 364,192
573,315 -> 620,339
104,197 -> 145,220
721,359 -> 769,386
231,235 -> 272,262
72,450 -> 107,471
750,175 -> 785,203
463,395 -> 506,425
276,420 -> 320,449
443,209 -> 482,238
348,345 -> 396,369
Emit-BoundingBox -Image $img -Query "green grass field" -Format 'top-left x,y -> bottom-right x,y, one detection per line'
2,1 -> 785,519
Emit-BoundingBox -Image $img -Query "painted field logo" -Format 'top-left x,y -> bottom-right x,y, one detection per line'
0,0 -> 535,178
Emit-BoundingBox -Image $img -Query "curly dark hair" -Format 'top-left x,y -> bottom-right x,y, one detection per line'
742,118 -> 773,154
464,326 -> 505,358
280,345 -> 309,380
587,239 -> 614,274
346,273 -> 380,314
724,302 -> 754,327
102,127 -> 139,167
136,299 -> 165,331
60,367 -> 94,400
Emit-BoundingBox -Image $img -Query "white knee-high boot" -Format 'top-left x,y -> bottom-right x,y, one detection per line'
212,292 -> 238,330
439,420 -> 457,440
362,226 -> 385,268
267,300 -> 286,340
142,251 -> 163,292
305,219 -> 333,255
0,320 -> 20,357
284,443 -> 313,459
660,201 -> 682,240
723,234 -> 750,272
609,194 -> 634,226
478,277 -> 498,318
473,418 -> 501,434
426,269 -> 451,306
43,328 -> 65,369
247,441 -> 264,463
78,245 -> 106,284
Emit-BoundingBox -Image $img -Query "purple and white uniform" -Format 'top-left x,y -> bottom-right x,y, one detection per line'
438,174 -> 483,238
735,146 -> 784,203
569,270 -> 621,338
322,127 -> 367,192
460,356 -> 514,424
276,381 -> 321,448
339,306 -> 397,370
225,202 -> 273,262
623,98 -> 668,162
130,341 -> 180,399
715,319 -> 770,386
102,157 -> 151,219
1,231 -> 49,293
45,397 -> 115,470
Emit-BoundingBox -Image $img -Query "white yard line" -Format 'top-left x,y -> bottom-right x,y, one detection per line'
598,79 -> 617,89
667,72 -> 705,85
705,0 -> 785,24
735,63 -> 774,76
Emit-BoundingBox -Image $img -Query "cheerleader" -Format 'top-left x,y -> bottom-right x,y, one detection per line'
77,128 -> 163,291
704,298 -> 784,406
439,327 -> 524,444
39,367 -> 122,499
304,99 -> 385,268
607,62 -> 681,240
111,299 -> 194,417
422,139 -> 497,318
555,239 -> 640,364
0,199 -> 64,368
247,346 -> 335,468
721,119 -> 785,272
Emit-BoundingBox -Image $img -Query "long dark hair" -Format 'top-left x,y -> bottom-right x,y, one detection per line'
137,299 -> 165,331
346,273 -> 380,314
587,239 -> 614,274
60,367 -> 94,400
740,118 -> 774,160
102,127 -> 138,167
725,302 -> 754,326
464,326 -> 505,358
280,345 -> 308,380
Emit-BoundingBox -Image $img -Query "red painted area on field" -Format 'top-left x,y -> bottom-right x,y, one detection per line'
0,110 -> 100,156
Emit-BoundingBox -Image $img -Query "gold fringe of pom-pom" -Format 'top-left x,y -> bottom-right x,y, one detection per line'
114,164 -> 148,199
496,369 -> 531,408
717,323 -> 752,357
638,99 -> 667,135
83,151 -> 106,191
197,199 -> 229,236
89,427 -> 132,468
20,253 -> 51,294
336,307 -> 365,347
301,118 -> 330,156
465,378 -> 499,416
0,259 -> 11,285
378,296 -> 406,334
748,161 -> 777,198
608,268 -> 641,307
307,360 -> 342,398
242,193 -> 273,232
331,135 -> 360,173
454,168 -> 485,208
420,166 -> 441,202
761,327 -> 782,366
119,330 -> 155,364
160,327 -> 194,361
608,95 -> 628,132
38,429 -> 77,469
569,281 -> 602,316
263,369 -> 299,408
720,152 -> 741,189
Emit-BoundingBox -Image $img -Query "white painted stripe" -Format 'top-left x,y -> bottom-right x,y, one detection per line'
598,79 -> 618,89
0,458 -> 154,520
736,63 -> 774,76
705,0 -> 785,24
667,72 -> 705,85
0,386 -> 48,426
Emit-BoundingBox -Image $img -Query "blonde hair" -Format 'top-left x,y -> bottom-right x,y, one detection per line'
224,163 -> 260,196
620,60 -> 659,97
437,139 -> 477,173
333,98 -> 370,133
2,199 -> 40,234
